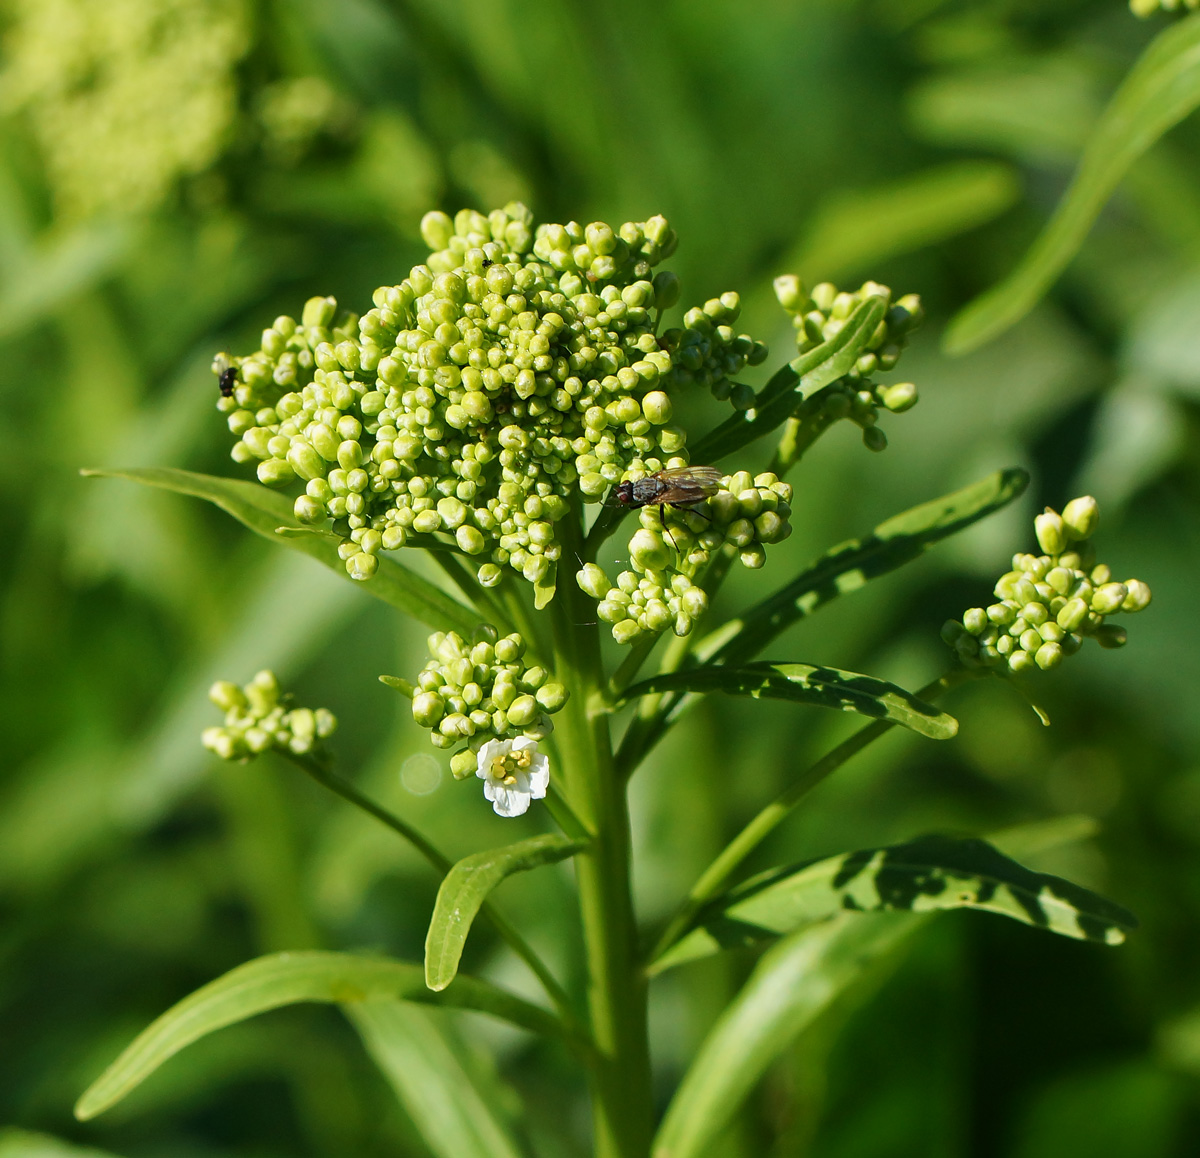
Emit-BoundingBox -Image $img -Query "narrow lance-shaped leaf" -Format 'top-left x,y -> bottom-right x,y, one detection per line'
81,467 -> 480,635
619,662 -> 957,741
653,914 -> 921,1158
426,834 -> 586,991
348,1001 -> 527,1158
75,950 -> 561,1121
651,834 -> 1137,974
691,295 -> 889,464
700,467 -> 1029,667
944,12 -> 1200,354
0,1130 -> 127,1158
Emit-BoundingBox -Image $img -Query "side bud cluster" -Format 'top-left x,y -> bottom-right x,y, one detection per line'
942,497 -> 1152,674
202,671 -> 336,761
577,471 -> 793,644
774,276 -> 923,452
214,202 -> 769,594
382,625 -> 568,779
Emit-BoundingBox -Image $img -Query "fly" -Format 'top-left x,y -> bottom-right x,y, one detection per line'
612,465 -> 722,511
215,355 -> 238,398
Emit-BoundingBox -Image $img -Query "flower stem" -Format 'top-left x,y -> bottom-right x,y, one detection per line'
648,667 -> 982,964
551,514 -> 653,1158
282,751 -> 582,1038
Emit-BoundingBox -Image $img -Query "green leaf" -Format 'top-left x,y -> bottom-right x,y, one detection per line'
347,1000 -> 527,1158
74,950 -> 561,1121
944,13 -> 1200,354
696,467 -> 1029,668
0,1130 -> 125,1158
652,914 -> 921,1158
691,295 -> 889,464
426,834 -> 586,991
619,662 -> 957,740
651,834 -> 1137,975
81,467 -> 480,635
792,160 -> 1021,282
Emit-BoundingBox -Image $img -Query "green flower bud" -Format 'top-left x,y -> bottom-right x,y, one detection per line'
963,607 -> 988,635
880,382 -> 918,413
209,680 -> 247,712
653,271 -> 681,310
302,296 -> 337,328
1035,510 -> 1066,556
773,274 -> 806,311
1062,496 -> 1099,541
1096,624 -> 1128,649
1091,583 -> 1129,615
450,750 -> 477,780
1122,579 -> 1152,612
630,528 -> 671,571
507,694 -> 538,726
347,552 -> 378,580
257,458 -> 295,486
681,587 -> 708,619
294,495 -> 325,524
456,525 -> 486,554
739,544 -> 766,569
862,426 -> 887,453
612,618 -> 642,645
1008,650 -> 1035,673
1033,642 -> 1063,670
287,440 -> 325,480
495,635 -> 524,663
576,563 -> 612,599
412,691 -> 445,727
382,526 -> 407,550
642,391 -> 672,424
478,562 -> 503,587
536,682 -> 568,711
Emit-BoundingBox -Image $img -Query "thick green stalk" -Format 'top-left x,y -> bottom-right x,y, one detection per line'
649,668 -> 983,962
551,517 -> 653,1158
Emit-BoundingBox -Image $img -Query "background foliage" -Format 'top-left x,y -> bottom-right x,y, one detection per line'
1,0 -> 1198,1154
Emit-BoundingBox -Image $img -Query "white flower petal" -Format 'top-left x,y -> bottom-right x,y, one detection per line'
490,783 -> 531,817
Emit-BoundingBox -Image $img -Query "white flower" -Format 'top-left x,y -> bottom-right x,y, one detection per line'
475,735 -> 549,818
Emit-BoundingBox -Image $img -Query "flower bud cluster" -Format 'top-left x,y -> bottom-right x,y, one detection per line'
942,497 -> 1152,674
577,471 -> 793,644
202,671 -> 337,761
773,276 -> 923,452
1131,0 -> 1197,15
383,624 -> 568,780
214,202 -> 769,591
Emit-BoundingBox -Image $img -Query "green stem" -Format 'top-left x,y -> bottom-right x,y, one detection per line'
551,515 -> 653,1158
615,631 -> 694,779
648,667 -> 982,964
283,751 -> 581,1037
433,553 -> 514,634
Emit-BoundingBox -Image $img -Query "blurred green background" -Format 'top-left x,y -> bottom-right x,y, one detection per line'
1,0 -> 1198,1154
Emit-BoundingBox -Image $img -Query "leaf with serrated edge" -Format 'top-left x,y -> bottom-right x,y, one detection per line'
653,914 -> 919,1158
348,1001 -> 526,1158
620,662 -> 957,740
74,951 -> 560,1121
945,13 -> 1200,354
426,835 -> 585,991
81,467 -> 479,634
691,295 -> 888,463
651,834 -> 1136,974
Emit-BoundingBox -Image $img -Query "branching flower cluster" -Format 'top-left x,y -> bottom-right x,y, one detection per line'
577,470 -> 793,644
202,670 -> 337,762
383,625 -> 568,783
942,497 -> 1152,674
214,202 -> 767,595
774,276 -> 923,452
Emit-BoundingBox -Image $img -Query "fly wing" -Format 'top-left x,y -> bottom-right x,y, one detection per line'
657,465 -> 723,502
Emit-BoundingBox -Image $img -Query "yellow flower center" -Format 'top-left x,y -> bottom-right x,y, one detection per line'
489,747 -> 533,786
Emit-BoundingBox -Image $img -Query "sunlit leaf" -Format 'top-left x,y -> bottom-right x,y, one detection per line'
944,13 -> 1200,354
696,467 -> 1029,667
426,834 -> 586,991
0,1130 -> 125,1158
691,295 -> 888,464
348,1001 -> 527,1158
651,835 -> 1137,974
619,663 -> 956,740
791,160 -> 1021,281
75,951 -> 561,1121
81,467 -> 480,634
652,914 -> 920,1158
